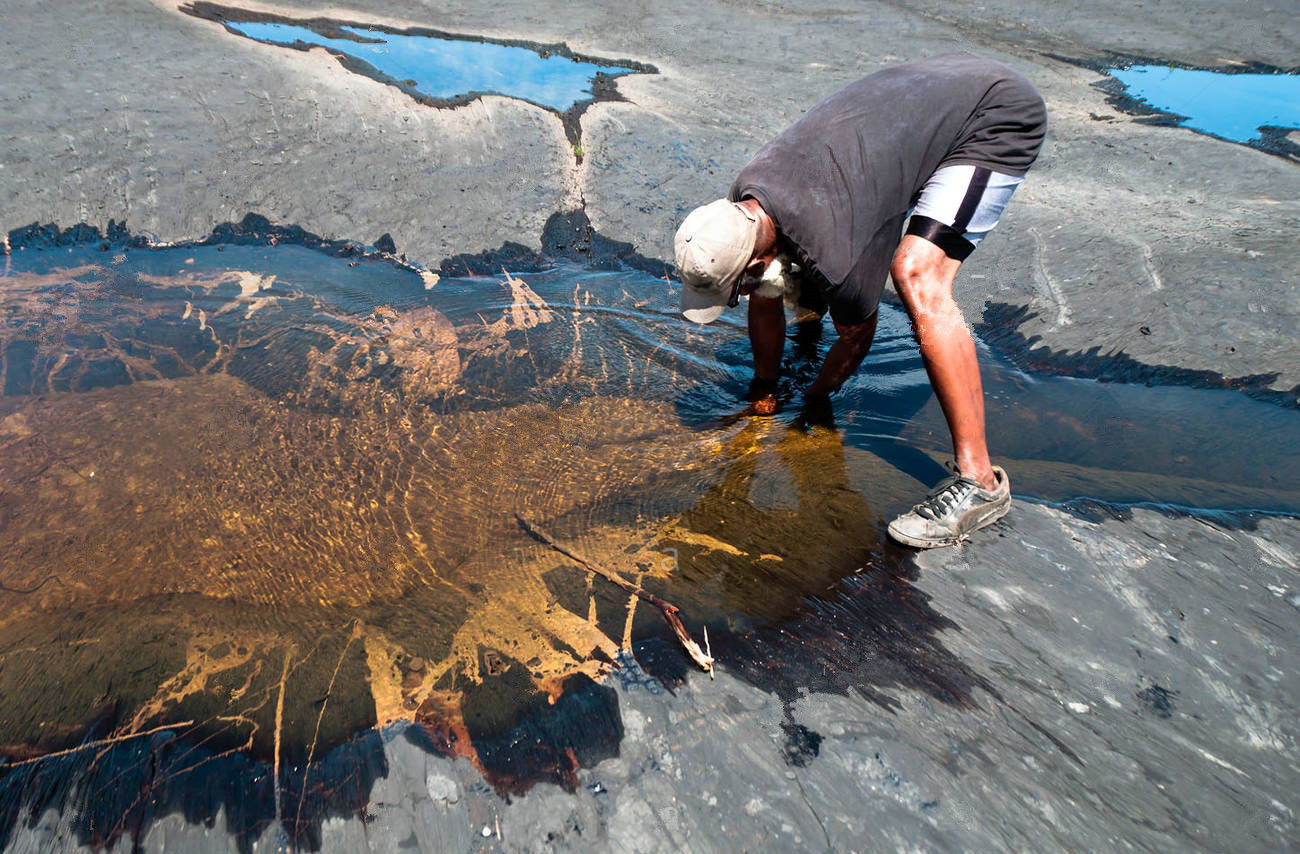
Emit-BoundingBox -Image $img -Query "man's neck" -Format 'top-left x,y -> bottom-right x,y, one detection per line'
736,196 -> 778,262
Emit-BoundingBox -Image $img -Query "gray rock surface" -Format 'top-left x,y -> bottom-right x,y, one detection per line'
1,1 -> 1297,852
1,0 -> 574,262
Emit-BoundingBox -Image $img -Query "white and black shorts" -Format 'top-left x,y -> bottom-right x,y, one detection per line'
906,164 -> 1024,261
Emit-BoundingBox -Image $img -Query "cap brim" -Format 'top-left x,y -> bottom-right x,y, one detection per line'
680,280 -> 731,324
682,302 -> 727,325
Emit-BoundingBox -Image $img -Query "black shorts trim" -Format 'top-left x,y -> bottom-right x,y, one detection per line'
951,167 -> 992,233
905,215 -> 976,262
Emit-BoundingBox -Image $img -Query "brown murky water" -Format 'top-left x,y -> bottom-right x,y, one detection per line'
0,244 -> 920,798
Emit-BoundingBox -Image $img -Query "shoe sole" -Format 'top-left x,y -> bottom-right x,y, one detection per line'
887,500 -> 1011,549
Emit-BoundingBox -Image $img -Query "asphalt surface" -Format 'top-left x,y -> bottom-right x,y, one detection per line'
1,1 -> 1297,852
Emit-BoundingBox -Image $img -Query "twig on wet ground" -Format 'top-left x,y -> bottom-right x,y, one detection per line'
515,513 -> 714,674
2,720 -> 196,768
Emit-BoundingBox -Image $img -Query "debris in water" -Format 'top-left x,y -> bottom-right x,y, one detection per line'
516,513 -> 715,673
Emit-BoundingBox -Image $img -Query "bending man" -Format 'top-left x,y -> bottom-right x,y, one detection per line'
673,52 -> 1046,548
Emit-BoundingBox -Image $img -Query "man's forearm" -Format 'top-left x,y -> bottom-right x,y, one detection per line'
806,313 -> 879,397
747,294 -> 785,382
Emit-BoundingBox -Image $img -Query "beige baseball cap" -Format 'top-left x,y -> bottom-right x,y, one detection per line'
674,199 -> 758,324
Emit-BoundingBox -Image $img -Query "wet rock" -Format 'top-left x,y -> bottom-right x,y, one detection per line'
1,1 -> 1298,852
779,722 -> 822,767
1136,684 -> 1178,719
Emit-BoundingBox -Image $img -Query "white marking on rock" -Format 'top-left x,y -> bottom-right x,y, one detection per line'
1197,748 -> 1248,777
1028,226 -> 1072,329
425,770 -> 460,804
1247,533 -> 1296,568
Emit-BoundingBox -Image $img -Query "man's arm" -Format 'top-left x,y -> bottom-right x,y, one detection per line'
805,313 -> 879,398
748,293 -> 785,383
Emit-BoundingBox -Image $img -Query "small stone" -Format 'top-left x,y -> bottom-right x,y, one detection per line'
408,656 -> 426,672
480,825 -> 493,838
1067,701 -> 1091,714
425,771 -> 460,804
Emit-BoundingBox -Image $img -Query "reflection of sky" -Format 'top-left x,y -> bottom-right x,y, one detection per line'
228,22 -> 632,112
1109,65 -> 1300,144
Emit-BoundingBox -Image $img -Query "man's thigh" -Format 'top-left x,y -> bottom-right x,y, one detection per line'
906,164 -> 1025,262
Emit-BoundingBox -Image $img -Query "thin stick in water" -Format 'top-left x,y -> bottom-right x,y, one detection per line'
515,514 -> 714,673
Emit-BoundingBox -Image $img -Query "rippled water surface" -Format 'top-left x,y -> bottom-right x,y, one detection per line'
1,241 -> 1296,843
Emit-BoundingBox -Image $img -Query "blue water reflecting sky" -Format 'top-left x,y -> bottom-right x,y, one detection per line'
228,22 -> 633,112
1108,65 -> 1300,145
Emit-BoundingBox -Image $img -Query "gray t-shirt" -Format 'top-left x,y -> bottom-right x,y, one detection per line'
730,52 -> 1046,323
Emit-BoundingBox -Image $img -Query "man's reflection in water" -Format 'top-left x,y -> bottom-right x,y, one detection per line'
659,410 -> 886,625
649,410 -> 993,714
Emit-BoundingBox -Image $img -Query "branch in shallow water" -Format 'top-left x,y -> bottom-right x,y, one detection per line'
0,572 -> 61,594
3,720 -> 196,768
515,514 -> 714,674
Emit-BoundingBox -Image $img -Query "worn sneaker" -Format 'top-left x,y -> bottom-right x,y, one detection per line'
888,463 -> 1010,548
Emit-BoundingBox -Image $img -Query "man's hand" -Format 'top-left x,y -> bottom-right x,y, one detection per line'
745,376 -> 780,416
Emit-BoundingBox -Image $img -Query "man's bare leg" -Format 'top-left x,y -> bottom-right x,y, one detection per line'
890,234 -> 995,490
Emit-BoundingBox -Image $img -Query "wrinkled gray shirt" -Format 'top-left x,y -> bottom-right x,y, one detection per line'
730,52 -> 1046,322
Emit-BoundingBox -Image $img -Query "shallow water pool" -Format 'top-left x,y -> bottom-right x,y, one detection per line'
0,240 -> 1295,845
190,1 -> 648,123
1106,64 -> 1300,147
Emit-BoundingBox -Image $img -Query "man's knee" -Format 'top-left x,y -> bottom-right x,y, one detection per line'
892,242 -> 969,344
832,312 -> 878,348
890,245 -> 929,290
892,240 -> 961,314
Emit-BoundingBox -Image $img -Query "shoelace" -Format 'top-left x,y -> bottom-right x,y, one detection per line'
914,473 -> 981,521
